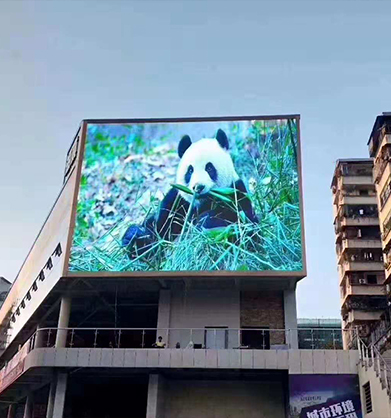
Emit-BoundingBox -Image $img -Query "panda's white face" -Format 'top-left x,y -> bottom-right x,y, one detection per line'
176,134 -> 239,205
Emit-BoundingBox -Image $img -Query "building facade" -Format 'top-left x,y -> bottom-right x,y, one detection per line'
331,159 -> 386,349
0,117 -> 365,418
347,114 -> 391,418
330,115 -> 391,418
367,114 -> 391,352
297,318 -> 343,350
0,278 -> 11,309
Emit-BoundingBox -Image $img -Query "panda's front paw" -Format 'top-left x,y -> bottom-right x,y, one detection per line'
122,225 -> 155,257
122,225 -> 143,247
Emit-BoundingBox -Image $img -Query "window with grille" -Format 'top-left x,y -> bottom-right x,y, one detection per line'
380,176 -> 391,208
383,210 -> 391,239
363,382 -> 373,414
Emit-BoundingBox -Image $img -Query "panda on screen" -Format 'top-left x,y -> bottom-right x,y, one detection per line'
122,129 -> 258,257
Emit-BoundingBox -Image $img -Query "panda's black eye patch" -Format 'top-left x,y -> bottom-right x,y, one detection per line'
185,165 -> 194,184
205,162 -> 218,181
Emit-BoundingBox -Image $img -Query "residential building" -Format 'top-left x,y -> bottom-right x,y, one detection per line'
331,159 -> 386,349
369,113 -> 391,303
0,278 -> 11,309
366,113 -> 391,352
346,114 -> 391,418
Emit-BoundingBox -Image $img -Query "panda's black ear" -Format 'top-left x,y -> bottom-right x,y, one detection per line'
178,135 -> 192,158
216,129 -> 229,150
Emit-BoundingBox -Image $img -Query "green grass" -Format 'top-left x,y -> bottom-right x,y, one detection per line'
69,119 -> 303,273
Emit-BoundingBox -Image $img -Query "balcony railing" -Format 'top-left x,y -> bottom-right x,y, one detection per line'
341,283 -> 385,304
25,327 -> 345,352
339,164 -> 373,178
0,326 -> 349,387
373,143 -> 391,183
337,206 -> 379,221
374,158 -> 389,184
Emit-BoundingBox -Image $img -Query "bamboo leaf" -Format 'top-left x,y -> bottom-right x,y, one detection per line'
211,187 -> 236,196
209,191 -> 234,203
171,183 -> 194,195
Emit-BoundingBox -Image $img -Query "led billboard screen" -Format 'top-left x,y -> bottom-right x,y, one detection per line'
68,116 -> 304,275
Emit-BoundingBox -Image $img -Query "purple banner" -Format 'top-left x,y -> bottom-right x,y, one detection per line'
289,374 -> 362,418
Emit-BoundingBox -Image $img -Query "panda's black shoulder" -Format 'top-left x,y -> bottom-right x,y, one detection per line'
234,179 -> 247,193
160,187 -> 181,209
155,187 -> 190,236
157,187 -> 190,220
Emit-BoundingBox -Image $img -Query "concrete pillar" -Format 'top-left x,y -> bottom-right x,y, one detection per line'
23,395 -> 33,418
55,297 -> 71,348
341,327 -> 351,350
284,287 -> 298,349
51,373 -> 68,418
146,374 -> 165,418
7,404 -> 16,418
46,379 -> 56,418
35,324 -> 45,349
157,290 -> 171,347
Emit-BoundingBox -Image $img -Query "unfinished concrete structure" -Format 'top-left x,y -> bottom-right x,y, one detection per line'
0,117 -> 363,418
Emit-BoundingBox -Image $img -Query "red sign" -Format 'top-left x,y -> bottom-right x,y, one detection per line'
0,359 -> 25,393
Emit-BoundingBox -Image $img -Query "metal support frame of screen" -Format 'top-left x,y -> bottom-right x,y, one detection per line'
64,115 -> 306,279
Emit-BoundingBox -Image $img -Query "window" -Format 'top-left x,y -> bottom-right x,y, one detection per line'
359,189 -> 369,196
204,327 -> 228,349
363,382 -> 373,414
363,252 -> 374,261
383,209 -> 391,239
346,205 -> 378,218
380,176 -> 391,208
367,275 -> 377,284
241,327 -> 270,349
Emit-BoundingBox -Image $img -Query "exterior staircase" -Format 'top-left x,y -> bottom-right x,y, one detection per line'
359,338 -> 391,393
358,336 -> 391,417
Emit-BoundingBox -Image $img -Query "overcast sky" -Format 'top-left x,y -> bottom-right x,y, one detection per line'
1,0 -> 391,318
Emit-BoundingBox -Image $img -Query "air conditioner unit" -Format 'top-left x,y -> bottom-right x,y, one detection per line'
359,279 -> 366,284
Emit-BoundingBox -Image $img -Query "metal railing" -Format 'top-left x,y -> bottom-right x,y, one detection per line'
32,327 -> 287,350
27,327 -> 344,351
358,334 -> 391,394
0,326 -> 346,383
369,318 -> 391,350
374,145 -> 391,184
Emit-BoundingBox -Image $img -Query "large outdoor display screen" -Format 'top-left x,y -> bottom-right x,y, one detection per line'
68,116 -> 304,275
